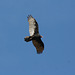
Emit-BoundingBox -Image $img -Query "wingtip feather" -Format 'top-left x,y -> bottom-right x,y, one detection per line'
27,15 -> 33,20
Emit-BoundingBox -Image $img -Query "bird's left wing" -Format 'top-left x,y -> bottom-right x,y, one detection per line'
27,15 -> 39,36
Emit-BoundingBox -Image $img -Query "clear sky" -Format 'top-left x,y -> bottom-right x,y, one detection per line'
0,0 -> 75,75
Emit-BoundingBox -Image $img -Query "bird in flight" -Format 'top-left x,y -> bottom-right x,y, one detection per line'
24,15 -> 44,54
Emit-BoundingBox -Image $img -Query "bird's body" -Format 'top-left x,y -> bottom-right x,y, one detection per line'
24,15 -> 44,54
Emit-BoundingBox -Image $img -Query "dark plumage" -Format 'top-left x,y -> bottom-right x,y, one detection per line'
24,15 -> 44,54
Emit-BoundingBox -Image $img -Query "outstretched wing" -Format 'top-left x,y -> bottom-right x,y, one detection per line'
27,15 -> 39,36
32,38 -> 44,54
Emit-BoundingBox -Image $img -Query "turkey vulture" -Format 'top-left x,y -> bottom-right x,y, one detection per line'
24,15 -> 44,54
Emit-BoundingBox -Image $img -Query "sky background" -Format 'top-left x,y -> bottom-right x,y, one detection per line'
0,0 -> 75,75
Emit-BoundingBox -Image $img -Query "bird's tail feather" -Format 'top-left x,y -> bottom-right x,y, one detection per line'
24,36 -> 32,42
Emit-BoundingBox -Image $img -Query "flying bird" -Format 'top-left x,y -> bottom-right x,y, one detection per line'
24,15 -> 44,54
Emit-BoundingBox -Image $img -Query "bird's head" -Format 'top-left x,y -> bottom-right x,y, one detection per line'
40,35 -> 43,38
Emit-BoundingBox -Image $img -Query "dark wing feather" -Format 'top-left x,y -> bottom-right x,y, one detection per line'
32,38 -> 44,54
27,15 -> 39,36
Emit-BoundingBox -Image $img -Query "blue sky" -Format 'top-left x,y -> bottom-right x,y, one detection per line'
0,0 -> 75,75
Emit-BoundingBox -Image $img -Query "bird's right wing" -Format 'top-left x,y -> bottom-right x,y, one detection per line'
27,15 -> 39,36
32,38 -> 44,54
